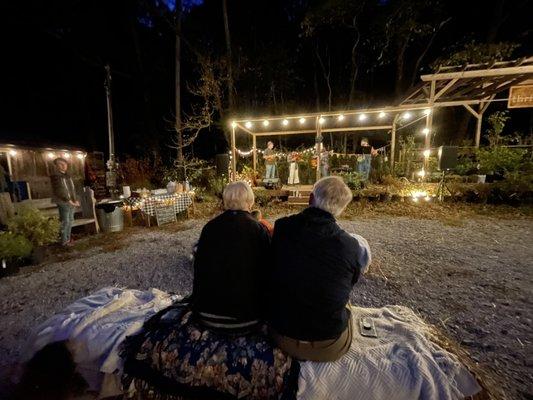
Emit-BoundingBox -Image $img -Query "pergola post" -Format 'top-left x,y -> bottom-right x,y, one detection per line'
315,116 -> 322,182
424,80 -> 436,172
390,114 -> 398,176
252,135 -> 257,173
230,125 -> 237,181
475,114 -> 482,148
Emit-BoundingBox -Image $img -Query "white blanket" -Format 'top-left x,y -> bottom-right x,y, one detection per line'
298,306 -> 480,400
23,288 -> 480,400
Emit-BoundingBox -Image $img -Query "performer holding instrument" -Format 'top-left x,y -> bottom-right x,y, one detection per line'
263,141 -> 277,179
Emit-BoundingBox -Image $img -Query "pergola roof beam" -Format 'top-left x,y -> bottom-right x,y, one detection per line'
252,125 -> 393,137
421,62 -> 533,81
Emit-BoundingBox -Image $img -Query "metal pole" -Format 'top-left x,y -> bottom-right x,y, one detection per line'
104,64 -> 118,198
315,116 -> 322,182
231,126 -> 237,181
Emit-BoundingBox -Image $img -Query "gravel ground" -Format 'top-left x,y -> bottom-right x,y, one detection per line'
0,216 -> 531,399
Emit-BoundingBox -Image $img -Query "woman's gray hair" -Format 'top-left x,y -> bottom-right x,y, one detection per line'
223,181 -> 255,211
311,176 -> 353,217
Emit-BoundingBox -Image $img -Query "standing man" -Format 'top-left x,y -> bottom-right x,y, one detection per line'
51,158 -> 79,246
357,138 -> 375,181
319,144 -> 331,178
263,141 -> 277,180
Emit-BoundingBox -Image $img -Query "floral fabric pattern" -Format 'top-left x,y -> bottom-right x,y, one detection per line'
121,304 -> 298,400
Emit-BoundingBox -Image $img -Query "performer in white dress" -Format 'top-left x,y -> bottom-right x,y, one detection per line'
287,152 -> 300,185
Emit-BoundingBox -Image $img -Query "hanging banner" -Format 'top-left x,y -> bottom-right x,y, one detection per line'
508,84 -> 533,108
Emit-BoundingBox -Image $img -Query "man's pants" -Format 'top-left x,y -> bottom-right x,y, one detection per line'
320,165 -> 329,178
265,164 -> 276,179
357,155 -> 372,180
58,203 -> 75,244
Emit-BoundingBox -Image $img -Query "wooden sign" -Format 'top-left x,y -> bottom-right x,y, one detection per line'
508,85 -> 533,108
155,204 -> 177,226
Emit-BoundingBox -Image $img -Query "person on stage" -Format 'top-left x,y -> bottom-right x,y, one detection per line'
357,138 -> 376,181
319,145 -> 332,178
263,141 -> 277,179
287,151 -> 300,185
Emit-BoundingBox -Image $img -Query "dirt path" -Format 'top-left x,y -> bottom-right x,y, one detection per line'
0,216 -> 531,399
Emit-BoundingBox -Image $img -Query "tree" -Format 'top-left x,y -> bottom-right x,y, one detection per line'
175,0 -> 184,167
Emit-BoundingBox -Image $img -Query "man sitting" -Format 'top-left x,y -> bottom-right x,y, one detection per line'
266,176 -> 370,362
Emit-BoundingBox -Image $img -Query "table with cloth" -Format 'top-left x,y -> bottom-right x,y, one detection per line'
124,192 -> 195,226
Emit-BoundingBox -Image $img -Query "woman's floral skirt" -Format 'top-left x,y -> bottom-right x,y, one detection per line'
120,304 -> 298,400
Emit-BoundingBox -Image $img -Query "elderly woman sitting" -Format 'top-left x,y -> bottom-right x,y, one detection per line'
192,180 -> 270,329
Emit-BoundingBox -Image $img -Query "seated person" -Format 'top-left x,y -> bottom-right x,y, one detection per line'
251,209 -> 274,236
192,181 -> 270,330
266,176 -> 370,362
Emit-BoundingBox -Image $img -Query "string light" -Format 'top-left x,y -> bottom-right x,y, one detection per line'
319,117 -> 325,124
282,119 -> 289,126
423,149 -> 431,158
423,109 -> 432,116
337,114 -> 345,121
358,114 -> 367,121
47,152 -> 55,159
245,121 -> 252,129
417,170 -> 426,178
299,117 -> 306,124
262,120 -> 270,127
9,149 -> 17,156
378,111 -> 386,119
422,128 -> 430,135
63,152 -> 71,159
231,121 -> 237,128
76,153 -> 85,160
402,112 -> 412,120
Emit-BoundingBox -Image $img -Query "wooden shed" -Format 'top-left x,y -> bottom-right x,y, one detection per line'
0,143 -> 86,200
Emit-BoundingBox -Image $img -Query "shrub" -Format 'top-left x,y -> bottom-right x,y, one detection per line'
8,206 -> 60,247
337,171 -> 364,190
207,175 -> 229,198
0,232 -> 33,260
477,147 -> 526,175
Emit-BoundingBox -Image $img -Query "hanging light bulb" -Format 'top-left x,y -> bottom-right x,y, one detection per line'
378,111 -> 386,119
417,169 -> 426,177
358,114 -> 367,121
63,152 -> 71,159
8,149 -> 17,156
423,108 -> 432,116
47,152 -> 55,159
282,119 -> 289,126
422,128 -> 430,135
76,153 -> 85,160
319,117 -> 325,124
262,120 -> 270,127
230,121 -> 237,128
299,117 -> 306,124
423,149 -> 431,158
337,114 -> 345,121
402,112 -> 412,120
245,121 -> 252,129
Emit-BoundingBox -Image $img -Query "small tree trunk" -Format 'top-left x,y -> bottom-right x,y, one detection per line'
175,0 -> 183,168
223,0 -> 234,112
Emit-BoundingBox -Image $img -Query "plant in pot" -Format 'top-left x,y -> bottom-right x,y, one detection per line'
0,232 -> 33,277
7,206 -> 60,263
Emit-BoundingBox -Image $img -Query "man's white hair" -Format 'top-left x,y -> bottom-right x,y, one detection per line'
223,181 -> 255,211
311,176 -> 353,217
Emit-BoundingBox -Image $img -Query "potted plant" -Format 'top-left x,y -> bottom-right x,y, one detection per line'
0,232 -> 33,277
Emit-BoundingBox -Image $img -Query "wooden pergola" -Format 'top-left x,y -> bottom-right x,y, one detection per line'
229,57 -> 533,181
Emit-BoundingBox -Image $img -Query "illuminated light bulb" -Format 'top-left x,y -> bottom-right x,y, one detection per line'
76,153 -> 84,160
423,108 -> 432,116
8,150 -> 17,156
423,149 -> 431,158
63,152 -> 71,159
319,117 -> 325,124
422,128 -> 430,135
337,114 -> 345,121
262,120 -> 270,127
282,119 -> 289,126
245,121 -> 252,129
299,117 -> 306,124
425,196 -> 431,201
358,114 -> 367,121
47,152 -> 55,159
417,169 -> 426,178
230,121 -> 237,128
378,111 -> 386,119
412,197 -> 419,202
402,112 -> 412,120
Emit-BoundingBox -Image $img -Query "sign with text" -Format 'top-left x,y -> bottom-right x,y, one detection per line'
508,85 -> 533,108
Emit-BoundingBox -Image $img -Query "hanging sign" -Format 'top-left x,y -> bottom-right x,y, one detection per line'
508,85 -> 533,108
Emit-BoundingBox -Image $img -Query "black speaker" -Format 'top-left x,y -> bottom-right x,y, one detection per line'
215,154 -> 229,176
437,146 -> 458,171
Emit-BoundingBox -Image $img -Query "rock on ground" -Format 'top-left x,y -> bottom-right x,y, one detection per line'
0,217 -> 531,399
